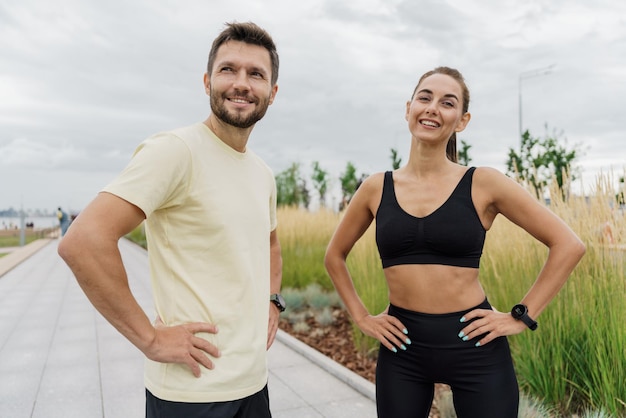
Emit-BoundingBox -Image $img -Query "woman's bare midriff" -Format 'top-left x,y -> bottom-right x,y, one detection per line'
384,264 -> 486,314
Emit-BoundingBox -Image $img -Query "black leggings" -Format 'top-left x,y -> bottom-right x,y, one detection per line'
376,300 -> 519,418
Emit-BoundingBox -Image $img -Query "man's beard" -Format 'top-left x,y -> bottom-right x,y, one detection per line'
210,92 -> 270,129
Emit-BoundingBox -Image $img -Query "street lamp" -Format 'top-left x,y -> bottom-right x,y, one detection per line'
518,64 -> 555,143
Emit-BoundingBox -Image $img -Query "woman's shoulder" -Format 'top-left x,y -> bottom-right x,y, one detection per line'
359,171 -> 387,191
472,166 -> 511,184
472,166 -> 530,201
349,172 -> 387,208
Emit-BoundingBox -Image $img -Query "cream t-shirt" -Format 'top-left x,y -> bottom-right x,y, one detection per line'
103,122 -> 277,402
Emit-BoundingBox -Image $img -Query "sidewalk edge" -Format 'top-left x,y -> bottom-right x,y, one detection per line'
0,238 -> 54,277
275,329 -> 376,401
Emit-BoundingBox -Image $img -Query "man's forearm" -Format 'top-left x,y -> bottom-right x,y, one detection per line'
59,232 -> 155,353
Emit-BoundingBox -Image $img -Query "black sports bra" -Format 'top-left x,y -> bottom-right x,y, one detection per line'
375,167 -> 486,269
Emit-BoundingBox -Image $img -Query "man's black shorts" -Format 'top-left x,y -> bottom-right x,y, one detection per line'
146,384 -> 271,418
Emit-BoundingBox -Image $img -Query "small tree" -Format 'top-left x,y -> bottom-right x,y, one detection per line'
299,178 -> 311,210
311,161 -> 330,208
276,163 -> 309,207
390,148 -> 402,169
458,140 -> 472,166
339,162 -> 359,210
506,127 -> 581,200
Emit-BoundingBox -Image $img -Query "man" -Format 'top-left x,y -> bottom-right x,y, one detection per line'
58,22 -> 284,418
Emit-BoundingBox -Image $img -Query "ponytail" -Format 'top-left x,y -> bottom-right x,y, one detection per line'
446,132 -> 458,162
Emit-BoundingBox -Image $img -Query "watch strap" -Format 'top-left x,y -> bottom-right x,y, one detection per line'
270,293 -> 286,312
520,313 -> 538,330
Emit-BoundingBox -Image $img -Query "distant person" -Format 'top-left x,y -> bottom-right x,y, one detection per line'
324,66 -> 586,417
56,207 -> 70,236
58,22 -> 284,418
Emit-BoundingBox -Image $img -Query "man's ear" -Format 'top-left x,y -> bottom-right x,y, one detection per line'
203,72 -> 211,96
268,84 -> 279,105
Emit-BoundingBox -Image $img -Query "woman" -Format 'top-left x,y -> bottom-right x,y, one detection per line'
324,67 -> 585,418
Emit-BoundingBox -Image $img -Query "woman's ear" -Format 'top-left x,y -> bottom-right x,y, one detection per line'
455,112 -> 471,132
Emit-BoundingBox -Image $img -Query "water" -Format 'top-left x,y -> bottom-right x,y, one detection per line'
0,216 -> 59,230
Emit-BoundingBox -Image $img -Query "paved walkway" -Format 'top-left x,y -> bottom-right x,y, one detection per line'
0,239 -> 376,418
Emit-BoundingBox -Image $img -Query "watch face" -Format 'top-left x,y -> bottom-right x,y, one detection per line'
511,304 -> 537,330
512,304 -> 527,318
271,294 -> 286,311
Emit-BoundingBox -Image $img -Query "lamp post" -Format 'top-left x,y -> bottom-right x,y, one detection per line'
19,205 -> 25,247
518,64 -> 555,143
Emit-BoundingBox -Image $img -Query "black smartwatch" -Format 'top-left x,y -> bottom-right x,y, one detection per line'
270,293 -> 286,312
511,304 -> 538,331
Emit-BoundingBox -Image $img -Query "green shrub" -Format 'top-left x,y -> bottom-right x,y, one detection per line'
314,307 -> 335,327
292,321 -> 310,333
305,284 -> 332,310
282,288 -> 306,312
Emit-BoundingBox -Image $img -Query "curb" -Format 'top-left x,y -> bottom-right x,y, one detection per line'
275,328 -> 376,401
0,238 -> 55,277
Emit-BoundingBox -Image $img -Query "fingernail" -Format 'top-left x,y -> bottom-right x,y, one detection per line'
475,342 -> 481,347
400,344 -> 407,351
458,331 -> 465,338
403,328 -> 408,334
462,336 -> 469,341
460,316 -> 466,323
391,347 -> 397,353
405,338 -> 412,345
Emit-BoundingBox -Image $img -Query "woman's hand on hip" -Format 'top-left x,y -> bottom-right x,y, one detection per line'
458,307 -> 527,347
355,310 -> 410,353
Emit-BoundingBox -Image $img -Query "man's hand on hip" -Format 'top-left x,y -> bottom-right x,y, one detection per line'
146,317 -> 221,378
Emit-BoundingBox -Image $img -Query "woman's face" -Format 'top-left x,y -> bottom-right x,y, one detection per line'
405,73 -> 470,143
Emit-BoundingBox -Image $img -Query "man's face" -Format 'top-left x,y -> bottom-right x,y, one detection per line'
205,40 -> 277,129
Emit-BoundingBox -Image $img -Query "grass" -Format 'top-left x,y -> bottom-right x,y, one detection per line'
277,207 -> 339,291
0,228 -> 56,252
0,227 -> 58,258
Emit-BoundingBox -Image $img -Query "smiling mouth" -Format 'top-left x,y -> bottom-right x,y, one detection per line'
229,97 -> 253,104
420,120 -> 440,128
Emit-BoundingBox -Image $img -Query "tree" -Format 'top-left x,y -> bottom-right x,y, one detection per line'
458,140 -> 472,166
275,163 -> 309,207
339,162 -> 360,210
311,161 -> 330,208
299,178 -> 311,210
506,127 -> 581,200
390,148 -> 402,169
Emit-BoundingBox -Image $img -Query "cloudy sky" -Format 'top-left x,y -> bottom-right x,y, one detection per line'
1,0 -> 625,213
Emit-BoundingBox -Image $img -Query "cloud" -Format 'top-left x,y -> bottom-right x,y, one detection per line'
0,138 -> 82,167
0,137 -> 129,172
0,0 -> 625,211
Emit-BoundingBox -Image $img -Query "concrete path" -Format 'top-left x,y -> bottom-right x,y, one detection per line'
0,238 -> 376,418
